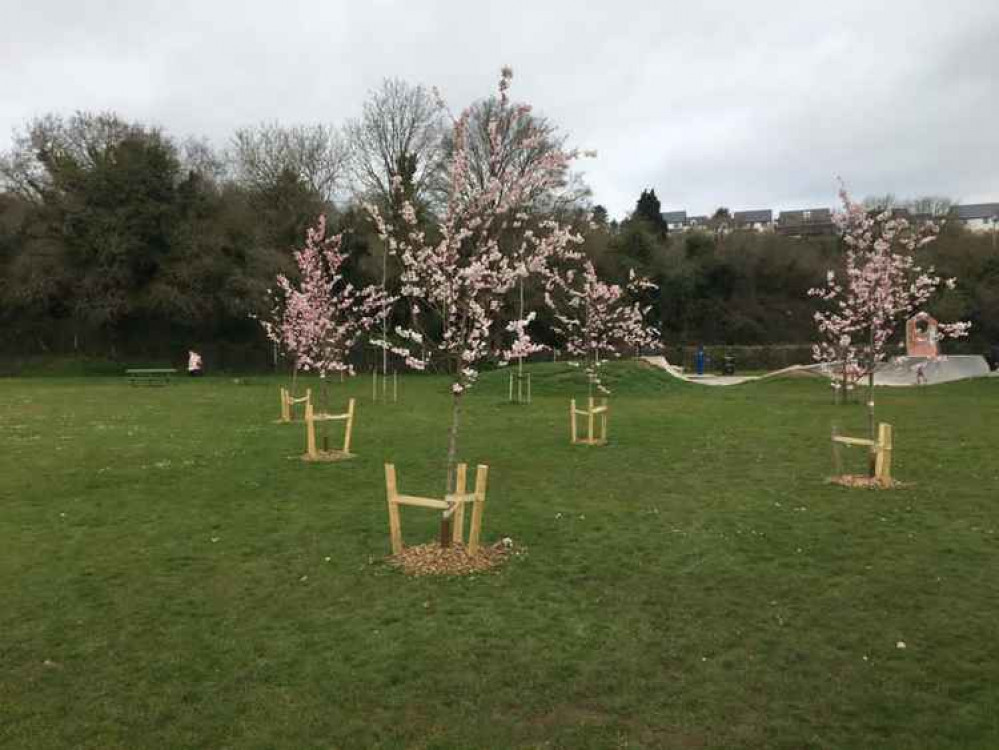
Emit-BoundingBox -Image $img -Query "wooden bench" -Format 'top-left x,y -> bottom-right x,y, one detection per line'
125,368 -> 177,386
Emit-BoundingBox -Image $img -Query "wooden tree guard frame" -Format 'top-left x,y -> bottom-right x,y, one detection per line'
278,387 -> 311,423
385,463 -> 489,555
371,368 -> 398,403
570,397 -> 608,445
508,371 -> 532,404
303,398 -> 356,461
831,422 -> 894,487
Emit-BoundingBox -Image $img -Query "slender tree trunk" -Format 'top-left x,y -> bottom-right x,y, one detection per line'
440,390 -> 463,547
382,245 -> 389,383
867,326 -> 876,476
840,349 -> 848,405
321,375 -> 332,452
517,278 -> 525,401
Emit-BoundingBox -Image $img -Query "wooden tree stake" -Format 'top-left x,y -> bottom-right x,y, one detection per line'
451,463 -> 467,546
468,464 -> 489,554
385,463 -> 490,555
303,397 -> 355,460
587,396 -> 595,444
305,402 -> 317,457
831,421 -> 895,487
570,397 -> 609,445
874,423 -> 893,487
385,464 -> 403,555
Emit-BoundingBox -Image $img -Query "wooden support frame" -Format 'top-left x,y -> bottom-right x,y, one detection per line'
384,462 -> 490,555
372,368 -> 399,403
303,398 -> 356,461
508,371 -> 532,404
831,421 -> 894,487
570,396 -> 609,446
278,387 -> 311,423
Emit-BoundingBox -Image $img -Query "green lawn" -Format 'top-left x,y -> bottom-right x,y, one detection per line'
1,363 -> 997,749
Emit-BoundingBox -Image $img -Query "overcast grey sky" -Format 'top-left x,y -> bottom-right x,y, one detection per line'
2,0 -> 997,218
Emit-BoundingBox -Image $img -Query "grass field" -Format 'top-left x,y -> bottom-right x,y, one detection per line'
1,363 -> 997,749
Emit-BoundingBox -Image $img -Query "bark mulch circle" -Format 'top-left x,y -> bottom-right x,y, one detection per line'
388,541 -> 516,576
828,474 -> 903,489
301,451 -> 355,463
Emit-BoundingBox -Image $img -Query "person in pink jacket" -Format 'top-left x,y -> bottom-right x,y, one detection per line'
187,350 -> 203,377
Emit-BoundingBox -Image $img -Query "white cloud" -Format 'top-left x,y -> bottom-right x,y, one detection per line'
1,0 -> 996,217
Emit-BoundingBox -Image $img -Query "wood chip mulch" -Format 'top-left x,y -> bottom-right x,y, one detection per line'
828,474 -> 903,489
300,451 -> 355,463
387,541 -> 517,576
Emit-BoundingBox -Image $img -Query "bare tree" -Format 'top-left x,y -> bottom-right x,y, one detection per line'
230,123 -> 346,201
862,193 -> 897,211
450,96 -> 591,215
180,136 -> 229,184
904,196 -> 954,217
0,112 -> 147,203
344,78 -> 446,209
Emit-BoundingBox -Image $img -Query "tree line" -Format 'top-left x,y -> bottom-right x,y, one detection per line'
1,84 -> 995,371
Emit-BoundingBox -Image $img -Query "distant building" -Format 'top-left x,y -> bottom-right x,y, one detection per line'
953,203 -> 999,233
776,208 -> 835,236
687,215 -> 710,230
660,210 -> 687,232
733,209 -> 773,231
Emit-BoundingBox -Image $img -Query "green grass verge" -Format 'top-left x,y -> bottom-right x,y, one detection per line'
1,363 -> 997,749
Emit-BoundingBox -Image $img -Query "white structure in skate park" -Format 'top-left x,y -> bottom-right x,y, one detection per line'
640,355 -> 825,386
867,312 -> 991,386
642,314 -> 992,389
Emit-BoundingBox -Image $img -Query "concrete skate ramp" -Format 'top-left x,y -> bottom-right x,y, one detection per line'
640,356 -> 824,386
871,356 -> 990,387
642,355 -> 991,387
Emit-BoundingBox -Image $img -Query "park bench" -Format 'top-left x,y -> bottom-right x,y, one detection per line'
125,368 -> 177,386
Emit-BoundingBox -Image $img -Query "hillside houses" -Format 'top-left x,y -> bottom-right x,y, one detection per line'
734,209 -> 773,231
657,202 -> 999,236
775,208 -> 834,236
954,203 -> 999,232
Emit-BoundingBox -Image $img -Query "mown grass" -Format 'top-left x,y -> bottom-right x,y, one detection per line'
1,363 -> 997,749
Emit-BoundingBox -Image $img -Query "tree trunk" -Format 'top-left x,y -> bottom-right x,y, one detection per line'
867,326 -> 876,476
517,278 -> 525,401
441,390 -> 463,548
321,374 -> 332,452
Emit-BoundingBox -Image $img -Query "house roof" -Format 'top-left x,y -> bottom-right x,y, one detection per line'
954,203 -> 999,220
661,210 -> 687,223
734,209 -> 773,223
688,215 -> 709,223
778,208 -> 832,223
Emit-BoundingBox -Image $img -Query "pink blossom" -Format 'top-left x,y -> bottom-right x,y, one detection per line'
256,215 -> 394,378
810,184 -> 970,387
364,67 -> 588,395
544,256 -> 660,391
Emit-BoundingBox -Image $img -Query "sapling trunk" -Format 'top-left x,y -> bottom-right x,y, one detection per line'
441,390 -> 463,548
321,374 -> 332,453
517,278 -> 525,403
867,327 -> 876,476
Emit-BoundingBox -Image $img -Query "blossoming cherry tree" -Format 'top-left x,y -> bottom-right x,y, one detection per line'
366,68 -> 590,544
259,215 -> 392,452
810,185 -> 970,446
